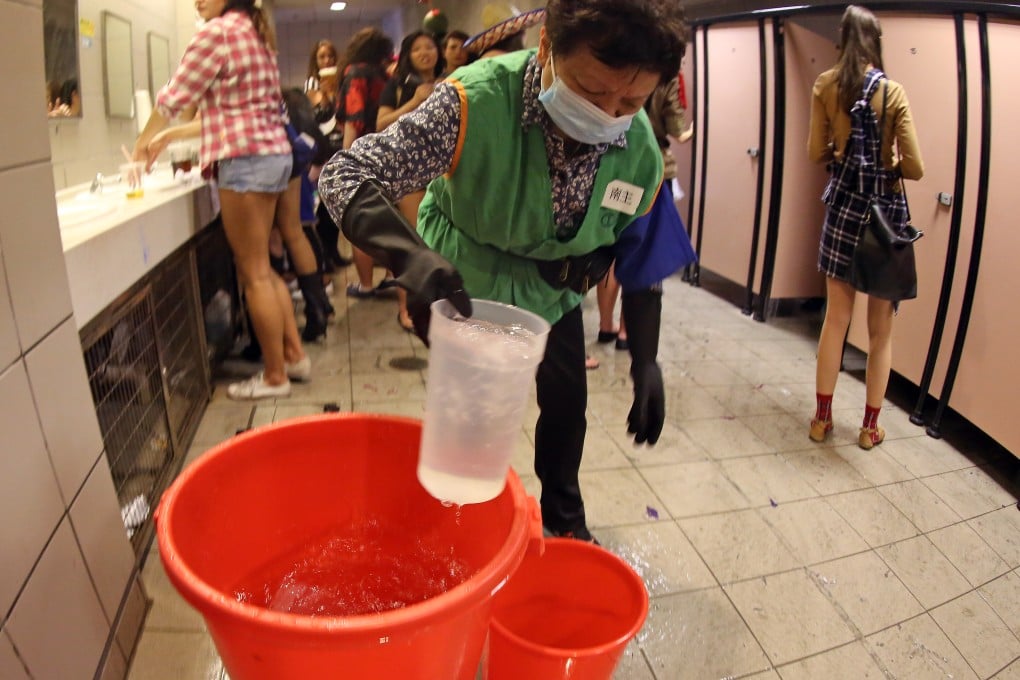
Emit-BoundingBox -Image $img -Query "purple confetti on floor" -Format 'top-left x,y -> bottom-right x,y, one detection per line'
646,506 -> 660,519
769,498 -> 778,507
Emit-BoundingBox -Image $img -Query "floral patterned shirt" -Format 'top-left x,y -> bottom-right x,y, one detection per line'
319,55 -> 626,241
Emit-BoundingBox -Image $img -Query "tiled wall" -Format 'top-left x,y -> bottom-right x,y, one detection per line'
2,0 -> 144,677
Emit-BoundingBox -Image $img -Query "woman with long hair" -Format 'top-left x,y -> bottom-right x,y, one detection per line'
305,39 -> 338,93
315,27 -> 394,294
808,5 -> 923,448
133,0 -> 310,400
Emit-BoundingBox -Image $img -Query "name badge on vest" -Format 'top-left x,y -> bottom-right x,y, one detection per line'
601,180 -> 644,216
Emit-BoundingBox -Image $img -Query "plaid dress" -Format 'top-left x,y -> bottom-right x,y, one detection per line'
818,69 -> 910,280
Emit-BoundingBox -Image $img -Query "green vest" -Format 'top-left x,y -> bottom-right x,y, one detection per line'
418,50 -> 663,324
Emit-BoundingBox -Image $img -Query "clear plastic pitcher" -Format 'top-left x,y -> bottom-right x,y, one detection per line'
419,299 -> 551,505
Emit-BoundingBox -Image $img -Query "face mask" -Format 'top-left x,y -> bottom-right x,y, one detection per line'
538,53 -> 636,146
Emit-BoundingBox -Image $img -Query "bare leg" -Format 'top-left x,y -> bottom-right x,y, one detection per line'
864,294 -> 895,408
597,264 -> 621,335
816,276 -> 857,397
276,178 -> 317,276
352,248 -> 375,289
220,189 -> 292,385
395,191 -> 424,330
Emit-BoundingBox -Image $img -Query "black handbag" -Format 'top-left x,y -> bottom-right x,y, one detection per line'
849,82 -> 923,301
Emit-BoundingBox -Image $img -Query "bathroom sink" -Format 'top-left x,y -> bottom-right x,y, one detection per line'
57,198 -> 119,228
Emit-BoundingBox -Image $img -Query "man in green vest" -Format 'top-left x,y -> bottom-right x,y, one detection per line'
320,0 -> 688,542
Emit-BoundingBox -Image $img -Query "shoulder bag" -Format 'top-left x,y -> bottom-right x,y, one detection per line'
849,81 -> 923,301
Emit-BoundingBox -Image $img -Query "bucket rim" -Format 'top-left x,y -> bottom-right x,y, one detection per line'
155,413 -> 534,637
489,537 -> 650,658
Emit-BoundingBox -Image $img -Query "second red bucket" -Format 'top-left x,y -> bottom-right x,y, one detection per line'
485,537 -> 649,679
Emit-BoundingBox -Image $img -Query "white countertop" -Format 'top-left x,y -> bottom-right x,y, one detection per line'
58,169 -> 218,329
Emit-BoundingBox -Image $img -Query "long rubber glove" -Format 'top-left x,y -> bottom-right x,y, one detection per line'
341,180 -> 472,343
622,289 -> 665,444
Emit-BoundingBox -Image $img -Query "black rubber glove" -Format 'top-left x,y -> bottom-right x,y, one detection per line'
341,180 -> 471,343
622,288 -> 665,444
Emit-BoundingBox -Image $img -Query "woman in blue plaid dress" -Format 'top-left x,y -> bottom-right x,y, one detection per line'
807,5 -> 924,450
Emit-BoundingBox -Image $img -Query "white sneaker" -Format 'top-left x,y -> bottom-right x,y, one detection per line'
226,372 -> 291,400
286,356 -> 312,381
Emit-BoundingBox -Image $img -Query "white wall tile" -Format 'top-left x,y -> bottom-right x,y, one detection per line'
0,1 -> 50,172
98,643 -> 127,680
0,162 -> 73,350
0,631 -> 30,680
0,249 -> 20,371
25,318 -> 104,499
115,575 -> 149,660
6,520 -> 110,679
70,458 -> 135,622
0,361 -> 65,616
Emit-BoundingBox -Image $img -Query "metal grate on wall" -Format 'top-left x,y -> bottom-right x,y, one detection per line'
80,244 -> 212,557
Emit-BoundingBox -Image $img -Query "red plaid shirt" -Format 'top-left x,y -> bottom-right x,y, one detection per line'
155,10 -> 289,171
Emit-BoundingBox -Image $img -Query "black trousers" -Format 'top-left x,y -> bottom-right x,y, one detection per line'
534,304 -> 588,533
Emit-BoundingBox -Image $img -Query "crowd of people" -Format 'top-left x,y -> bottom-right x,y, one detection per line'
127,0 -> 922,542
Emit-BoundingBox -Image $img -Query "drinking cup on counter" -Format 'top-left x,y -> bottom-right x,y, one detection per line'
168,142 -> 196,176
418,299 -> 550,505
119,162 -> 146,198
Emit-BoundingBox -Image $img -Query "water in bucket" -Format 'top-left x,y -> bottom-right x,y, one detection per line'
232,519 -> 473,617
420,300 -> 550,505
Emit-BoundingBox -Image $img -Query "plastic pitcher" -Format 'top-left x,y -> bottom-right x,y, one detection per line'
155,414 -> 542,680
485,538 -> 649,679
420,299 -> 550,505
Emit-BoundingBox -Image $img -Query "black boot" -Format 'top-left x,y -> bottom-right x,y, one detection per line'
297,273 -> 331,342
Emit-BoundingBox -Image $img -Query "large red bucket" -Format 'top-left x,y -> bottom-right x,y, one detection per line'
155,414 -> 541,680
486,538 -> 649,679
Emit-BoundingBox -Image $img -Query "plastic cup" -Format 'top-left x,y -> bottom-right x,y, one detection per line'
119,161 -> 145,198
168,142 -> 196,176
419,299 -> 550,505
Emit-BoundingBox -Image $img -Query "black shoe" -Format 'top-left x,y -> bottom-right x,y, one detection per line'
597,330 -> 618,344
544,525 -> 601,546
615,337 -> 629,351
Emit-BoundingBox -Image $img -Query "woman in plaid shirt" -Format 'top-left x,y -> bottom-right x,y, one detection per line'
133,0 -> 311,401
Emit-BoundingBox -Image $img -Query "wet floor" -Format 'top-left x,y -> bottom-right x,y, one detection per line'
127,270 -> 1020,680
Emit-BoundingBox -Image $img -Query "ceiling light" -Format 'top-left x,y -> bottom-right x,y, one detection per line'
330,2 -> 347,10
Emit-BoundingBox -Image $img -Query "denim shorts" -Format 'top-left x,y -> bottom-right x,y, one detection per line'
218,153 -> 292,193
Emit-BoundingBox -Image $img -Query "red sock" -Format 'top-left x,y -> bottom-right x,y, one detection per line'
863,404 -> 881,430
815,393 -> 833,422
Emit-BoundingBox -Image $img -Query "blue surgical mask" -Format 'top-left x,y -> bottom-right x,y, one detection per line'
538,53 -> 636,146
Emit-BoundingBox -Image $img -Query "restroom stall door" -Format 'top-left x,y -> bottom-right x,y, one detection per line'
696,23 -> 763,287
846,14 -> 959,387
946,19 -> 1020,456
769,19 -> 835,300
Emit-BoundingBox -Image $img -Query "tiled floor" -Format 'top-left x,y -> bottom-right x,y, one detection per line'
126,271 -> 1020,679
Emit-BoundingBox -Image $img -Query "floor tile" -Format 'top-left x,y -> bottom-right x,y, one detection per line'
809,551 -> 923,635
763,498 -> 869,566
993,658 -> 1020,679
877,479 -> 964,533
725,569 -> 855,666
131,631 -> 224,680
720,454 -> 818,507
741,412 -> 826,454
701,383 -> 787,417
923,468 -> 1016,520
775,641 -> 886,680
578,468 -> 663,528
865,614 -> 979,680
640,461 -> 750,518
611,639 -> 655,680
877,535 -> 972,609
969,508 -> 1020,568
638,587 -> 771,679
880,435 -> 983,478
780,449 -> 872,495
681,417 -> 775,459
680,509 -> 800,583
597,521 -> 716,596
826,488 -> 921,548
979,570 -> 1020,638
605,420 -> 710,467
930,591 -> 1020,679
928,523 -> 1012,587
139,547 -> 206,632
833,444 -> 915,486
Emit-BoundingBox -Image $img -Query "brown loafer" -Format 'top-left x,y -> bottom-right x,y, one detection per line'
858,426 -> 886,450
809,418 -> 833,443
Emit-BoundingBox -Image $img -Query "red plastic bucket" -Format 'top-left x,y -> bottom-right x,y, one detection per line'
486,538 -> 649,679
155,414 -> 541,680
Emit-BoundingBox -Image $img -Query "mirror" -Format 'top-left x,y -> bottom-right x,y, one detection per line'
102,12 -> 134,119
147,33 -> 171,103
43,0 -> 82,118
